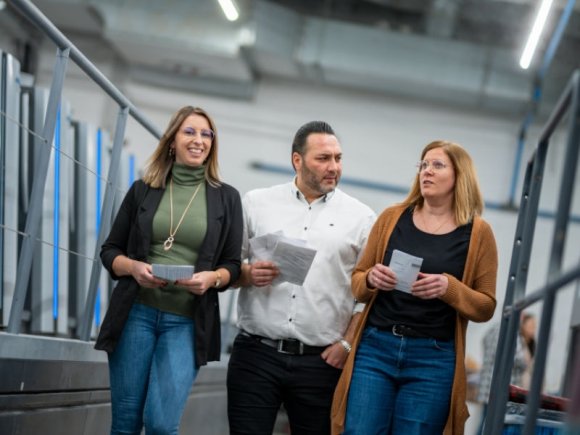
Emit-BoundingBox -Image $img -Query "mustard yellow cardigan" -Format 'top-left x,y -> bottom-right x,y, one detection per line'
331,205 -> 498,435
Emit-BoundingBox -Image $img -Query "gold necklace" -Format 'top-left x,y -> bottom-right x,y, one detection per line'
417,209 -> 452,234
163,177 -> 203,251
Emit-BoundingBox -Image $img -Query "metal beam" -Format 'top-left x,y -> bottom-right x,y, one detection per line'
78,106 -> 129,341
8,46 -> 69,333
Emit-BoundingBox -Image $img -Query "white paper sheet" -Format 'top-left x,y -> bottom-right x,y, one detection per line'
247,232 -> 317,286
152,264 -> 195,281
248,232 -> 281,261
271,241 -> 317,286
388,249 -> 423,294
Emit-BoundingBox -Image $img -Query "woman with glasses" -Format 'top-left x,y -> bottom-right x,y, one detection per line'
332,140 -> 498,435
95,106 -> 243,434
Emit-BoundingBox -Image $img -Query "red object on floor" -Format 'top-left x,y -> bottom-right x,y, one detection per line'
508,385 -> 569,412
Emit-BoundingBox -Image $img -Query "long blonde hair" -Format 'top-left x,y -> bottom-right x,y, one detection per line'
401,140 -> 483,226
142,106 -> 221,188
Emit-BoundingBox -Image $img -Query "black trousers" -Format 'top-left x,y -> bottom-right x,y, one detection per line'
227,333 -> 342,435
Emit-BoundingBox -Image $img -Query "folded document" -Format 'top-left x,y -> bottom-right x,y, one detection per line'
152,264 -> 194,281
248,232 -> 316,286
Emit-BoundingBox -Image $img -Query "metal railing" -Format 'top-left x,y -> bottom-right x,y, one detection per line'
6,0 -> 162,340
484,70 -> 580,434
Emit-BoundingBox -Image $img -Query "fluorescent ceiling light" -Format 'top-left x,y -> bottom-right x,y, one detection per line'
519,0 -> 554,69
217,0 -> 239,22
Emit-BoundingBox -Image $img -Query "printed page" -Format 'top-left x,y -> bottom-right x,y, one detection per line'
249,232 -> 317,286
388,249 -> 423,293
271,241 -> 317,286
152,264 -> 195,281
248,231 -> 282,261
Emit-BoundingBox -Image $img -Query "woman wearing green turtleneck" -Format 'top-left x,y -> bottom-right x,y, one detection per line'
96,106 -> 243,434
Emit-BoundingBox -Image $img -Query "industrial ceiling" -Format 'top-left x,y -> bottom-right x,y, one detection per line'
2,0 -> 579,116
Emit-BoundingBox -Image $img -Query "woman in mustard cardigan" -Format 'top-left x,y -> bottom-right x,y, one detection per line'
331,140 -> 498,435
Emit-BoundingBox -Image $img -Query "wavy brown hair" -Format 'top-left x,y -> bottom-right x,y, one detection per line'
400,140 -> 483,226
142,106 -> 221,188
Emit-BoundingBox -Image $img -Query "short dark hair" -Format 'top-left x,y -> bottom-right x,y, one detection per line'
291,121 -> 335,156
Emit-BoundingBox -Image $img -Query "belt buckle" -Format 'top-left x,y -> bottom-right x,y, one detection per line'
277,339 -> 304,355
392,325 -> 404,337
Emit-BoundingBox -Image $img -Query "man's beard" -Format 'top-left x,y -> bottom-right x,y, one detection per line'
300,161 -> 339,195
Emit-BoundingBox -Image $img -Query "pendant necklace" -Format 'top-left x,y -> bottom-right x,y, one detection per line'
418,209 -> 451,235
163,177 -> 202,251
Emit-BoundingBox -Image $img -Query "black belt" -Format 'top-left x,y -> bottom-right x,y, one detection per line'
240,331 -> 326,355
390,324 -> 430,338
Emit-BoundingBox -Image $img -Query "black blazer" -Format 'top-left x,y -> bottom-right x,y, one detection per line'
95,179 -> 242,367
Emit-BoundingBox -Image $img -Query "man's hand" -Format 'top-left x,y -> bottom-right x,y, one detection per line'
321,342 -> 349,369
249,261 -> 280,287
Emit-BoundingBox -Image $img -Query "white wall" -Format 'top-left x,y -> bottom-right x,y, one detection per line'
34,46 -> 580,394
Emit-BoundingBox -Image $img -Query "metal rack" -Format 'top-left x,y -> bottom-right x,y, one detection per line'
484,70 -> 580,435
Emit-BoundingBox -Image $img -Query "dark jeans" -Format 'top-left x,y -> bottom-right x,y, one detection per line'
227,332 -> 341,435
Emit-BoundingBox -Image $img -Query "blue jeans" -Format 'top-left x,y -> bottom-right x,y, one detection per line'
108,303 -> 197,435
344,326 -> 455,435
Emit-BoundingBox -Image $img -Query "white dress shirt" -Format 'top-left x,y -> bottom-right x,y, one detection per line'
237,181 -> 376,346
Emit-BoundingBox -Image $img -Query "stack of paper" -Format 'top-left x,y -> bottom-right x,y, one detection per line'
152,264 -> 195,281
249,232 -> 317,286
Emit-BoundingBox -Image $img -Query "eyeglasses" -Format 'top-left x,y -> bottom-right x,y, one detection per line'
182,127 -> 214,141
416,159 -> 448,172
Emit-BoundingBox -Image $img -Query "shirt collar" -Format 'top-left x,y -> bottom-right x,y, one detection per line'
291,177 -> 336,203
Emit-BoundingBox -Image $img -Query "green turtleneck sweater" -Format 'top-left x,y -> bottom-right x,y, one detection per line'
136,164 -> 207,318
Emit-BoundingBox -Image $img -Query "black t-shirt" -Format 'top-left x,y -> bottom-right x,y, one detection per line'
367,208 -> 472,340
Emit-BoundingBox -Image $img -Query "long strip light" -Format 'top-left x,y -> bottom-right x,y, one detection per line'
217,0 -> 239,21
519,0 -> 555,69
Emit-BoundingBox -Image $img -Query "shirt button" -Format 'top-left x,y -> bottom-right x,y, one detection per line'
292,295 -> 296,299
304,227 -> 307,230
289,318 -> 292,322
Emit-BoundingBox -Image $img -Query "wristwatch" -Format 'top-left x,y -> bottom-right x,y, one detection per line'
214,270 -> 222,288
339,339 -> 352,353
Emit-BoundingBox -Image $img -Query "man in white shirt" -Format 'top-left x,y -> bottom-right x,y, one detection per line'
227,121 -> 376,434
